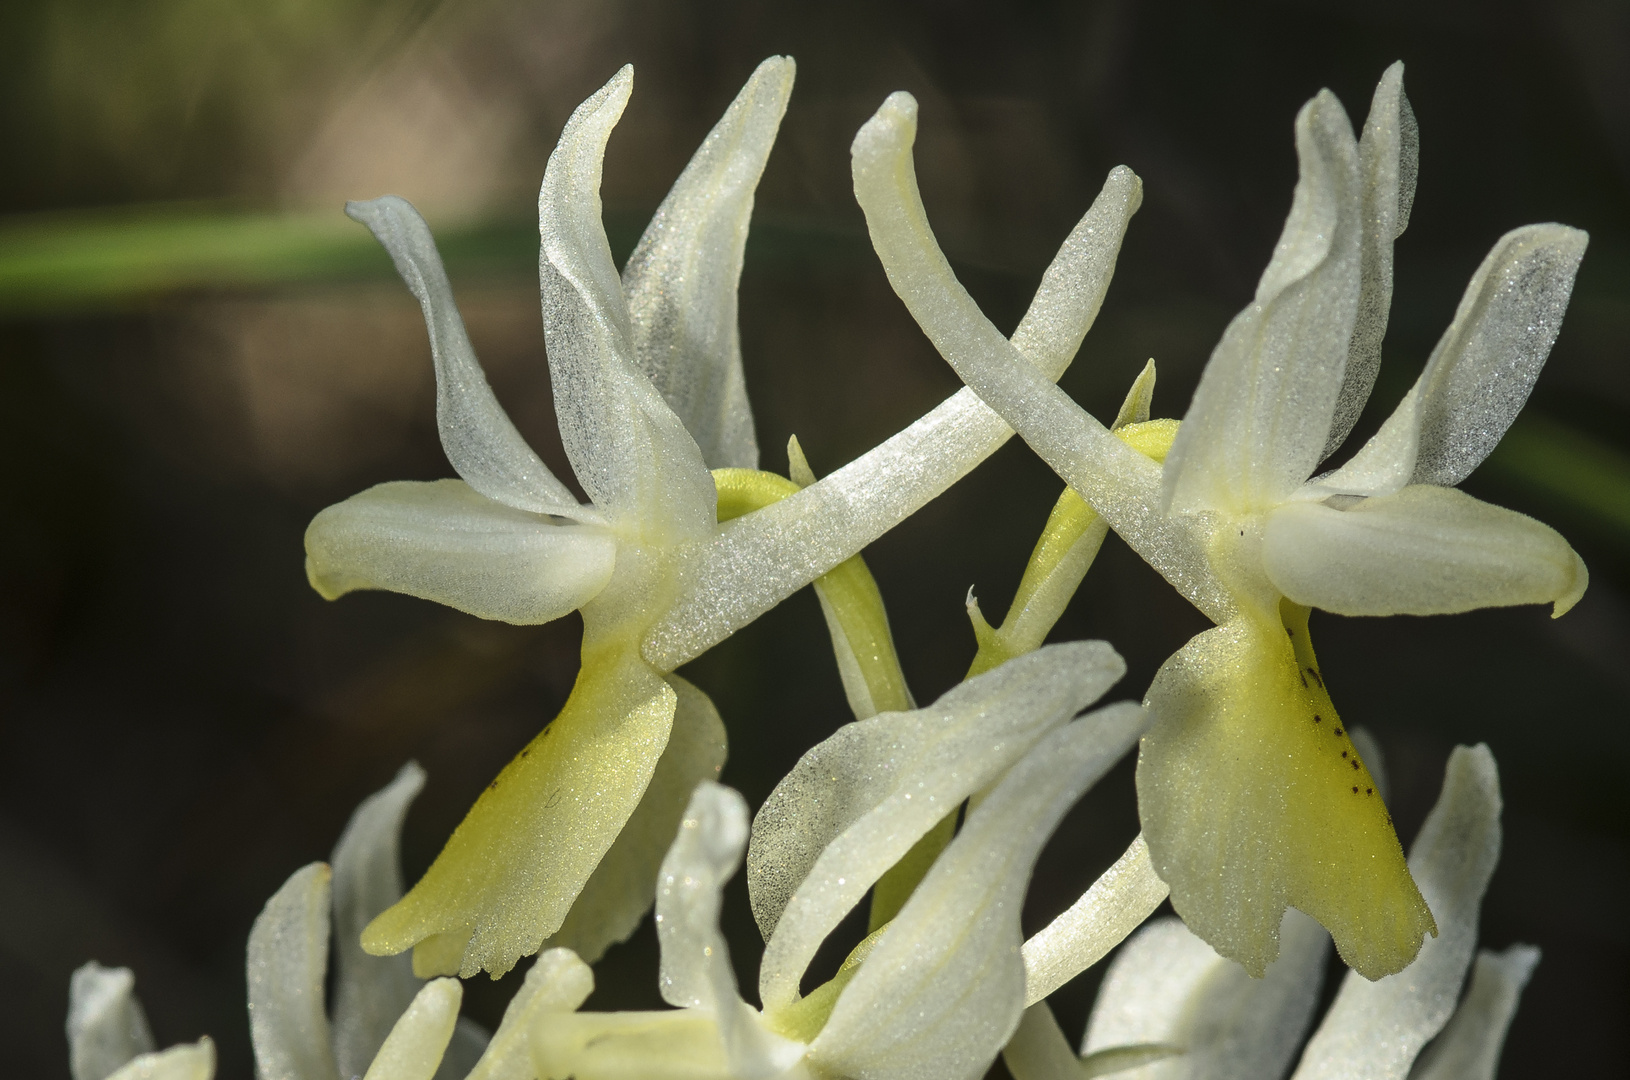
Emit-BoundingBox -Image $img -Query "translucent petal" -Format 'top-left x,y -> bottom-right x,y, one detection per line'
1139,614 -> 1433,980
104,1039 -> 215,1080
331,763 -> 426,1080
1080,910 -> 1329,1080
1321,224 -> 1588,495
1323,62 -> 1416,459
305,479 -> 616,626
623,57 -> 794,470
806,90 -> 1229,629
1292,745 -> 1503,1080
810,705 -> 1146,1080
1020,834 -> 1170,1006
539,65 -> 716,538
344,197 -> 582,517
363,651 -> 677,978
1162,90 -> 1363,515
752,641 -> 1128,1012
545,674 -> 727,964
361,979 -> 461,1080
1111,359 -> 1157,431
1409,945 -> 1539,1080
465,949 -> 594,1080
1262,485 -> 1588,618
247,863 -> 339,1080
655,783 -> 788,1078
68,963 -> 156,1080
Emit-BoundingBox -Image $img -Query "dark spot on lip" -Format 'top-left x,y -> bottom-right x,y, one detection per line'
1334,728 -> 1344,736
1341,750 -> 1348,758
520,748 -> 531,758
1352,785 -> 1360,793
1351,759 -> 1361,770
488,780 -> 499,790
1366,788 -> 1373,795
1313,715 -> 1322,723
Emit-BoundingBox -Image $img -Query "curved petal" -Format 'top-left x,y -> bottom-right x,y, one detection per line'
1409,945 -> 1539,1080
331,763 -> 426,1080
623,57 -> 794,470
465,949 -> 593,1080
1019,834 -> 1170,1006
344,197 -> 583,517
1321,224 -> 1588,496
362,979 -> 462,1080
1080,911 -> 1329,1080
1262,485 -> 1587,617
68,963 -> 156,1080
545,674 -> 727,964
363,650 -> 677,978
752,641 -> 1128,1013
539,66 -> 717,539
305,479 -> 616,626
1162,90 -> 1363,515
1323,62 -> 1417,459
1292,745 -> 1503,1080
809,705 -> 1146,1080
104,1039 -> 215,1080
248,863 -> 339,1080
1139,614 -> 1434,980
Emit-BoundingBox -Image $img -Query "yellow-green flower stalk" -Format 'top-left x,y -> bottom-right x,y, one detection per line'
303,59 -> 1145,979
848,62 -> 1587,980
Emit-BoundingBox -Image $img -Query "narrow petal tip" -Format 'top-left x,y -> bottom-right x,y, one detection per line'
1553,547 -> 1589,617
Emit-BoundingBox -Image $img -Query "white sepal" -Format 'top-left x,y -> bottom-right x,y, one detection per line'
1409,945 -> 1540,1080
538,65 -> 716,539
361,979 -> 462,1080
1262,485 -> 1587,617
304,479 -> 616,626
810,704 -> 1146,1080
752,642 -> 1127,1012
104,1039 -> 215,1080
466,949 -> 593,1080
623,56 -> 794,470
344,196 -> 583,518
1162,90 -> 1362,516
68,963 -> 157,1080
247,863 -> 339,1080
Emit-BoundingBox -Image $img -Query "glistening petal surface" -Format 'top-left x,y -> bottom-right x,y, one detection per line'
1080,911 -> 1330,1080
1162,90 -> 1363,514
465,950 -> 593,1080
331,763 -> 426,1080
247,863 -> 339,1080
361,979 -> 462,1080
641,145 -> 1147,669
68,963 -> 156,1080
1292,745 -> 1503,1080
1262,485 -> 1587,617
304,479 -> 616,626
623,56 -> 793,469
752,641 -> 1127,1012
545,674 -> 727,964
1323,61 -> 1415,458
344,197 -> 580,516
1324,224 -> 1587,495
810,706 -> 1146,1080
539,65 -> 716,538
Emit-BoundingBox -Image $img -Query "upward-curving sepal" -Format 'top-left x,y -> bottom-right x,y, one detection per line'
345,197 -> 583,518
1322,224 -> 1588,496
304,479 -> 617,626
809,706 -> 1147,1080
248,863 -> 339,1080
68,963 -> 157,1080
539,66 -> 717,540
1162,90 -> 1363,516
623,56 -> 794,470
750,641 -> 1128,1013
1292,745 -> 1504,1080
1323,61 -> 1416,459
331,763 -> 427,1080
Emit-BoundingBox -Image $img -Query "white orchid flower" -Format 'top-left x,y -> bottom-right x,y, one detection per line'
847,61 -> 1587,979
304,56 -> 1146,980
1004,743 -> 1537,1080
528,642 -> 1147,1080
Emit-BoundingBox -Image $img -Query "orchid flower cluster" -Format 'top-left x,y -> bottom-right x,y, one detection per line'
69,55 -> 1583,1080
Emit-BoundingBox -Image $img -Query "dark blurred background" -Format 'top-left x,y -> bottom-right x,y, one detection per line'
2,0 -> 1626,1075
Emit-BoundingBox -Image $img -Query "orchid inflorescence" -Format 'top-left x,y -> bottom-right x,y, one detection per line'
70,55 -> 1581,1080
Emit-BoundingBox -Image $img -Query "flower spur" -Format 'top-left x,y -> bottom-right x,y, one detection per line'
848,62 -> 1587,979
304,58 -> 1146,979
